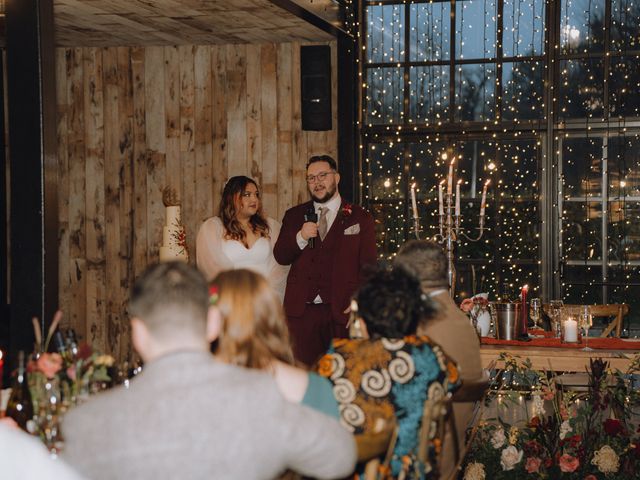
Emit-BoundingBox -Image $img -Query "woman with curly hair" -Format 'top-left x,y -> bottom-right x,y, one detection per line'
210,268 -> 338,419
317,266 -> 461,478
196,176 -> 288,300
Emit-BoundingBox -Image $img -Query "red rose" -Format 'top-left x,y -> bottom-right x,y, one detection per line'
558,454 -> 580,473
524,440 -> 542,455
528,417 -> 540,429
604,418 -> 623,436
525,457 -> 542,474
342,204 -> 353,217
77,343 -> 93,360
584,475 -> 597,480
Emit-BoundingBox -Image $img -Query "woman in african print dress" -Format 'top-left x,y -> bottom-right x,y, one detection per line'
317,266 -> 460,480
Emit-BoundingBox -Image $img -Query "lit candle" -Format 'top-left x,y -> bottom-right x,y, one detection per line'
520,285 -> 529,337
480,179 -> 490,217
455,180 -> 462,216
447,159 -> 455,197
438,180 -> 445,216
410,183 -> 419,220
564,318 -> 578,343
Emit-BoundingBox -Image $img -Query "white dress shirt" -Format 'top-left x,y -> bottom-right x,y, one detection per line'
296,193 -> 342,250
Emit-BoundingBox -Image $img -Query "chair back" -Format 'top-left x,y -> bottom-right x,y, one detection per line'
542,303 -> 629,337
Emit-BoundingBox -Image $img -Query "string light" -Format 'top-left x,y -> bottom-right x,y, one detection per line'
358,0 -> 640,328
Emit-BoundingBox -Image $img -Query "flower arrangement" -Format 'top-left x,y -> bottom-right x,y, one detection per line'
462,353 -> 640,479
460,293 -> 491,335
27,345 -> 114,410
460,293 -> 489,319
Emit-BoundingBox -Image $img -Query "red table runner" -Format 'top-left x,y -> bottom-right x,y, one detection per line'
481,332 -> 640,351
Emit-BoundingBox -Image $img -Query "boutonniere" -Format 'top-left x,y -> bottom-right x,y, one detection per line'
341,203 -> 353,219
209,285 -> 219,306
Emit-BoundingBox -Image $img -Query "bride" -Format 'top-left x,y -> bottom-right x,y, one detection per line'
196,176 -> 288,300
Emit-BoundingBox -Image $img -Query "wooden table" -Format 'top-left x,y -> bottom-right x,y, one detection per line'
480,344 -> 638,372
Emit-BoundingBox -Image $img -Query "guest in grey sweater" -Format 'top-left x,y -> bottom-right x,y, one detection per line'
61,261 -> 356,480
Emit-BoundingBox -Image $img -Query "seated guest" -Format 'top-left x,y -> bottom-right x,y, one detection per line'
0,419 -> 83,479
211,268 -> 339,419
393,240 -> 483,476
317,266 -> 460,479
62,262 -> 356,480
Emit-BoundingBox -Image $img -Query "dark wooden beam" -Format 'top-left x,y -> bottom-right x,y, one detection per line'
269,0 -> 347,37
5,0 -> 57,367
337,31 -> 357,203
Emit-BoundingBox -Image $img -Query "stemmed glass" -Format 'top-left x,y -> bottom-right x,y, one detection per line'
530,298 -> 542,329
549,300 -> 564,337
579,305 -> 593,351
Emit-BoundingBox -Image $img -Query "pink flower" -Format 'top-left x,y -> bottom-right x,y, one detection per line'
558,454 -> 580,473
36,353 -> 63,378
525,457 -> 542,474
66,365 -> 77,381
460,298 -> 475,313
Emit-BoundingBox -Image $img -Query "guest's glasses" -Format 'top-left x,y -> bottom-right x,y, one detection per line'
579,305 -> 593,351
549,300 -> 564,337
530,298 -> 541,329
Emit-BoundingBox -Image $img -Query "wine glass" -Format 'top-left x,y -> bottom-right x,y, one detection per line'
530,298 -> 542,329
579,305 -> 593,351
549,300 -> 564,337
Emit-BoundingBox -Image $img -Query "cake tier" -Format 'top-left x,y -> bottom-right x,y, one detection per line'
165,206 -> 181,226
159,245 -> 188,263
163,225 -> 183,246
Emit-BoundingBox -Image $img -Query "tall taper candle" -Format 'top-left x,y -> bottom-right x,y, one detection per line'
455,180 -> 462,216
480,179 -> 490,217
410,183 -> 419,220
520,285 -> 529,338
447,160 -> 454,196
438,180 -> 445,216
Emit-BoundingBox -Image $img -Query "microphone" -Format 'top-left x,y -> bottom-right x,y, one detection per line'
304,205 -> 318,249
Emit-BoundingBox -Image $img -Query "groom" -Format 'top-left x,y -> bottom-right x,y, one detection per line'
274,155 -> 376,366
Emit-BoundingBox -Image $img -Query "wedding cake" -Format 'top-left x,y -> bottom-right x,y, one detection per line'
159,188 -> 189,263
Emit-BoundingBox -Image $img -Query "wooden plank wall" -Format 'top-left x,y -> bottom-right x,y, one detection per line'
56,41 -> 338,361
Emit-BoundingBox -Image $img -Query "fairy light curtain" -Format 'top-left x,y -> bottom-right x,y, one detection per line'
358,0 -> 640,330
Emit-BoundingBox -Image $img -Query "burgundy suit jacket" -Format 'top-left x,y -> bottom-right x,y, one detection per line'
273,199 -> 377,326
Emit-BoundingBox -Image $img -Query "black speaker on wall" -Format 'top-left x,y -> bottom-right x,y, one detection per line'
301,45 -> 332,131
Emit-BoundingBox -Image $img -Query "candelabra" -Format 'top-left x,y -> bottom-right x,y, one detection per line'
410,160 -> 489,298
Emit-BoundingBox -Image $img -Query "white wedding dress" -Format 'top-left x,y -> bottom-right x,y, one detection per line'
195,216 -> 289,300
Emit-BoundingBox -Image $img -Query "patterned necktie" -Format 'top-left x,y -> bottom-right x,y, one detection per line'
318,207 -> 328,241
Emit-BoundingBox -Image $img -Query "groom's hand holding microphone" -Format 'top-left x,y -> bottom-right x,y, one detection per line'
302,207 -> 319,249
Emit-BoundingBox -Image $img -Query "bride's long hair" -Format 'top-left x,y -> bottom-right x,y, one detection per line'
220,176 -> 270,246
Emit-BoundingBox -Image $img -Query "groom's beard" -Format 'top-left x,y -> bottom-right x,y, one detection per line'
310,182 -> 337,204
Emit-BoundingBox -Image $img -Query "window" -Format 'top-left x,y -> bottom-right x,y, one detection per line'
360,0 -> 640,332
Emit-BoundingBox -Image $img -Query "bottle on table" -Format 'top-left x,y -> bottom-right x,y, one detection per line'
5,350 -> 34,432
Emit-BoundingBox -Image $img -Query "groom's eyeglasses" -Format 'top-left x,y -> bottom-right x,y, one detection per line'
306,171 -> 335,184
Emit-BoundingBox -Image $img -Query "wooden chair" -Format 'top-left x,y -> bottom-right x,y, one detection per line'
445,378 -> 492,480
542,303 -> 629,338
360,391 -> 453,480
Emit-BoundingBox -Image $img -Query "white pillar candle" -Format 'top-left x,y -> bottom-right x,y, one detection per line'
410,183 -> 419,220
480,179 -> 490,217
455,180 -> 462,216
438,180 -> 445,216
564,318 -> 578,342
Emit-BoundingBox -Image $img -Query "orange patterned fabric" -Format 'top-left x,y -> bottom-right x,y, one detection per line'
318,336 -> 460,479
